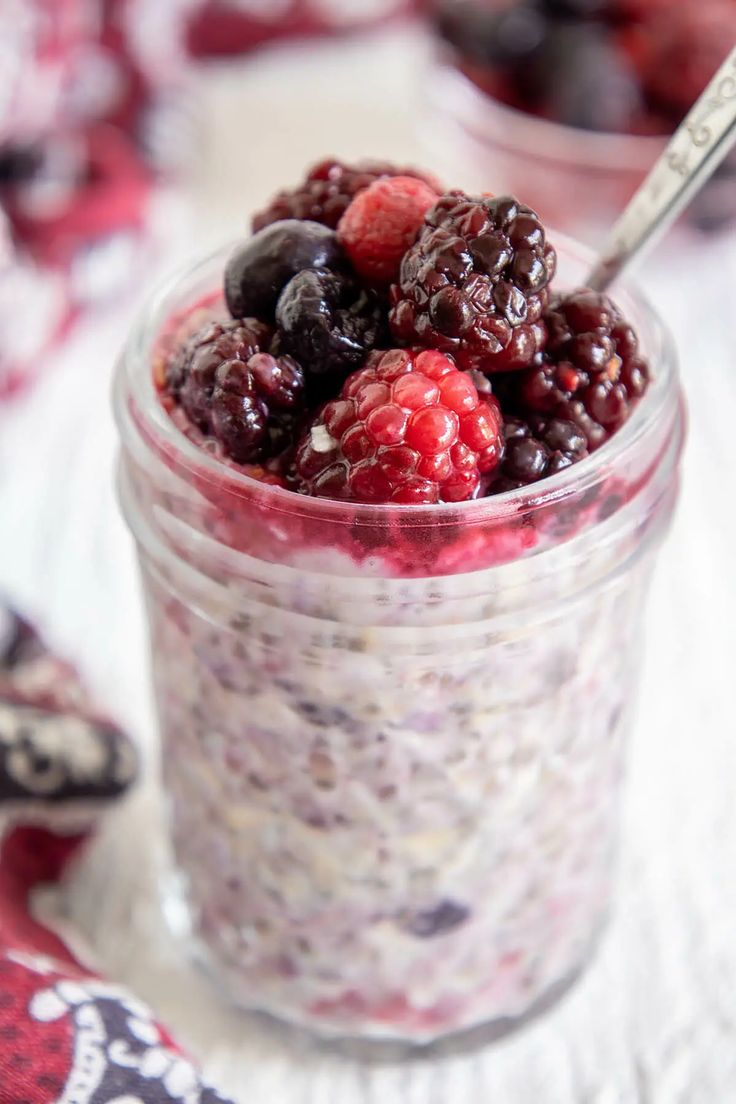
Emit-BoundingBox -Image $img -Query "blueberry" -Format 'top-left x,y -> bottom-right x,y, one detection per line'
224,220 -> 346,322
276,269 -> 388,384
405,899 -> 470,938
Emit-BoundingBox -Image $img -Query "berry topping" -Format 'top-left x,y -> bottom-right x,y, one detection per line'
389,193 -> 556,373
294,348 -> 503,504
493,415 -> 588,490
275,268 -> 388,386
252,158 -> 443,233
500,289 -> 649,449
224,220 -> 345,321
337,176 -> 440,286
165,318 -> 304,464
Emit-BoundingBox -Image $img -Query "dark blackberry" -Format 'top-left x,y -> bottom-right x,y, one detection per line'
517,22 -> 641,132
252,159 -> 442,233
224,220 -> 345,322
492,415 -> 588,491
166,319 -> 304,464
390,193 -> 556,373
167,318 -> 272,426
275,269 -> 388,387
504,289 -> 650,449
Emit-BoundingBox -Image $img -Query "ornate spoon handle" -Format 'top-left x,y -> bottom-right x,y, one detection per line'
588,46 -> 736,292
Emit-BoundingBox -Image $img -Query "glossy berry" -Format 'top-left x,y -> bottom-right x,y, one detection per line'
224,220 -> 345,321
276,268 -> 388,385
165,319 -> 304,464
504,289 -> 650,449
337,176 -> 440,285
252,159 -> 444,233
492,415 -> 588,491
390,193 -> 556,373
294,348 -> 503,504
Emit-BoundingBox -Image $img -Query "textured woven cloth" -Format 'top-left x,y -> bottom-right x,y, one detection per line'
0,603 -> 234,1104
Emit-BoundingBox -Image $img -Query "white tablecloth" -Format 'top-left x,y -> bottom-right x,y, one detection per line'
2,26 -> 736,1103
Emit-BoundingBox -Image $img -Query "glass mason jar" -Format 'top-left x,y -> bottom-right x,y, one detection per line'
114,239 -> 684,1044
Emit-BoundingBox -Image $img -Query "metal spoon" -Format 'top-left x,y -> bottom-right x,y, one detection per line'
588,45 -> 736,292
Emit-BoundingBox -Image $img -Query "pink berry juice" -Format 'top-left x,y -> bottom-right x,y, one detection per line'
114,240 -> 684,1042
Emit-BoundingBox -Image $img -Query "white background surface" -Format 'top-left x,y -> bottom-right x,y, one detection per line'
2,26 -> 736,1103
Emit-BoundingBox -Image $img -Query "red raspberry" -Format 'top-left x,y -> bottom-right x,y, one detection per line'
294,348 -> 503,504
337,176 -> 440,285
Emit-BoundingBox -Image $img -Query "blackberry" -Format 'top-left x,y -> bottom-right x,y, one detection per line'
503,289 -> 649,449
252,159 -> 442,233
167,318 -> 271,425
390,193 -> 556,373
166,319 -> 304,464
224,220 -> 345,322
275,269 -> 388,387
492,415 -> 588,491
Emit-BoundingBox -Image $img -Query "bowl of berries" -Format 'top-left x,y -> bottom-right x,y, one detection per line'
426,0 -> 736,240
114,160 -> 684,1043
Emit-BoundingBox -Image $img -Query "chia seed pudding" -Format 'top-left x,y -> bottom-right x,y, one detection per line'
114,168 -> 684,1042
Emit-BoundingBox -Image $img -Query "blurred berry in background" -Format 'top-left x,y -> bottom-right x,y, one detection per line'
428,0 -> 736,237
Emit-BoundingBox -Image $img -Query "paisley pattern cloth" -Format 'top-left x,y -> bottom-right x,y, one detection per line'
0,603 -> 234,1104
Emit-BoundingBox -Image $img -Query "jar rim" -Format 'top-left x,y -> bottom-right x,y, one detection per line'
428,62 -> 667,175
115,234 -> 679,530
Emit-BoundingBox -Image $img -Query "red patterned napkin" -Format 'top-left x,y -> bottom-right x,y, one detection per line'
0,604 -> 234,1104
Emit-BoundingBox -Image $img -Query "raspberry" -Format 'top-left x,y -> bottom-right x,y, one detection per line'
390,193 -> 556,373
337,176 -> 440,286
224,220 -> 345,321
499,289 -> 650,449
492,415 -> 588,491
275,269 -> 388,386
252,159 -> 443,233
294,348 -> 503,504
165,319 -> 304,464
